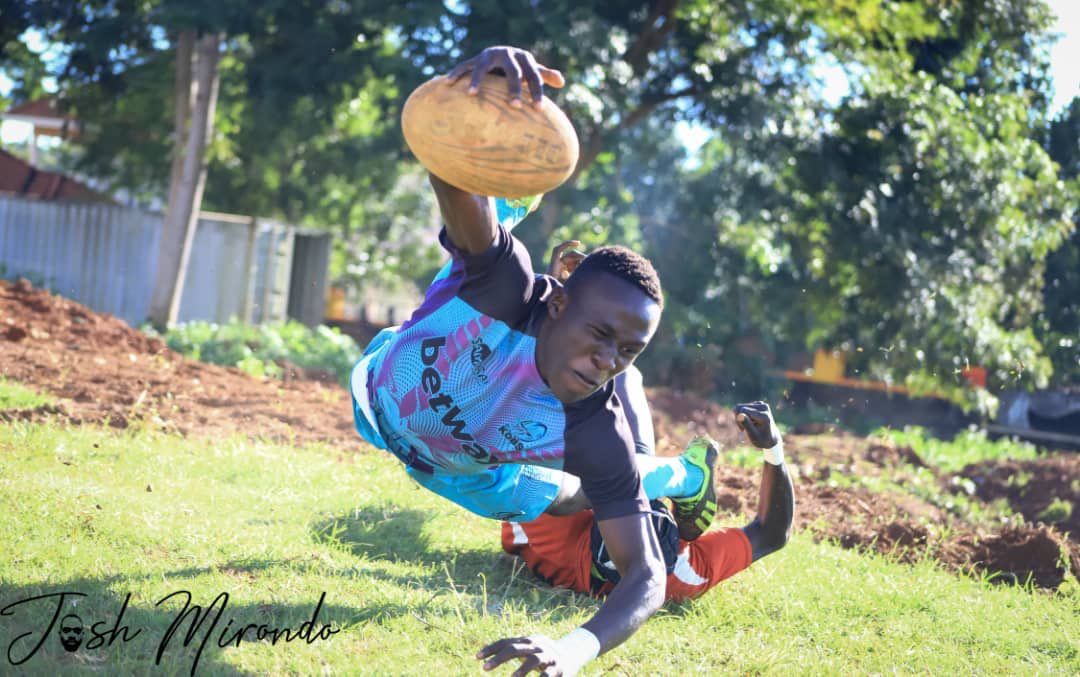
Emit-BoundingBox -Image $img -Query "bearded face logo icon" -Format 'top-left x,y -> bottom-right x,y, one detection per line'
58,614 -> 84,652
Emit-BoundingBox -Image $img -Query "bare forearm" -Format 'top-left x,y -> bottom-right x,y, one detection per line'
743,461 -> 794,561
428,173 -> 496,254
582,562 -> 665,652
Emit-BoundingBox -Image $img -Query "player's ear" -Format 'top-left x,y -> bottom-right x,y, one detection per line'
547,287 -> 569,319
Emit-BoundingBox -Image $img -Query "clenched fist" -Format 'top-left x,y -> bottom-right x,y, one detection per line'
734,401 -> 781,449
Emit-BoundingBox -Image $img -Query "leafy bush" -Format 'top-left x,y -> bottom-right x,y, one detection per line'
874,426 -> 1040,473
1037,498 -> 1073,525
148,320 -> 362,386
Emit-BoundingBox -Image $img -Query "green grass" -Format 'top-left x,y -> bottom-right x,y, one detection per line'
875,426 -> 1041,472
0,377 -> 54,410
1,422 -> 1077,675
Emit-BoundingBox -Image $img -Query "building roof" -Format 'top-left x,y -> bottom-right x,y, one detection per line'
0,149 -> 110,202
6,98 -> 63,118
3,97 -> 79,137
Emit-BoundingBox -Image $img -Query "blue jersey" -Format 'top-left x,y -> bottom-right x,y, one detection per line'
364,224 -> 647,520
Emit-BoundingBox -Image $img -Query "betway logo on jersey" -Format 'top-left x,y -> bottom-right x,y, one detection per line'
420,336 -> 495,463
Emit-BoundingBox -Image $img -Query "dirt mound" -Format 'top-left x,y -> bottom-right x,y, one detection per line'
0,278 -> 355,447
947,524 -> 1080,589
648,386 -> 746,455
798,484 -> 1078,588
955,456 -> 1080,538
1,278 -> 1077,589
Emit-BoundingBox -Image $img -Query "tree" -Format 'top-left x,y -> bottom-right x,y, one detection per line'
4,1 -> 1073,408
654,0 -> 1075,410
0,1 -> 437,325
1040,97 -> 1080,386
148,30 -> 223,327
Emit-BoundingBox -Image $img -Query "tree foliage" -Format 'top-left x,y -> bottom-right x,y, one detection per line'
630,0 -> 1076,409
1040,97 -> 1080,386
2,0 -> 1076,409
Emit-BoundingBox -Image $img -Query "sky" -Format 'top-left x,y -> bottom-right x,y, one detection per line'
1046,0 -> 1080,113
2,2 -> 1078,148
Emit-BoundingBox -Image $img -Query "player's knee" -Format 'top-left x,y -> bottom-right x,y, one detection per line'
745,517 -> 790,562
545,478 -> 590,515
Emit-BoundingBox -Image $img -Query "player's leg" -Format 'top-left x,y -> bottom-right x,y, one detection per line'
544,472 -> 590,515
616,365 -> 719,541
543,439 -> 716,534
500,511 -> 596,594
614,365 -> 705,500
665,528 -> 753,602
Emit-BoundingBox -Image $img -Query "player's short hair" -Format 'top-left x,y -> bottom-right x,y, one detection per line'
566,245 -> 664,309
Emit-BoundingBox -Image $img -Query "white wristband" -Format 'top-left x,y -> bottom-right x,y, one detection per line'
763,438 -> 784,466
553,627 -> 600,675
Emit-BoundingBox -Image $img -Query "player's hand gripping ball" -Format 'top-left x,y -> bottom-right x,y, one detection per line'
401,71 -> 580,198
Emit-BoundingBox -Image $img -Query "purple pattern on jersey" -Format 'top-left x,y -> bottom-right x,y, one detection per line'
367,296 -> 567,475
399,257 -> 466,332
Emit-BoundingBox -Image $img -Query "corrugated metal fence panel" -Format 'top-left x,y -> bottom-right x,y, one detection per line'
0,197 -> 160,326
0,197 -> 327,328
287,232 -> 331,327
249,222 -> 271,324
250,218 -> 295,325
176,214 -> 255,324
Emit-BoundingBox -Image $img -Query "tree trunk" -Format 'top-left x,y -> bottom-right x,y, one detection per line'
164,31 -> 194,232
148,31 -> 223,328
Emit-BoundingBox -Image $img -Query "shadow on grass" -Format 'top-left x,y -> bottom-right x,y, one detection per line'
312,504 -> 434,563
311,505 -> 599,623
0,573 -> 358,676
0,506 -> 600,673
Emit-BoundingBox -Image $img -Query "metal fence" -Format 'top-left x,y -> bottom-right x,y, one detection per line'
0,196 -> 329,328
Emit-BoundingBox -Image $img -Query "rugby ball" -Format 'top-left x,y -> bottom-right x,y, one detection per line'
401,72 -> 580,198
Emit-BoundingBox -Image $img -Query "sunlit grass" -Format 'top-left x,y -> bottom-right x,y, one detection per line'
875,425 -> 1042,472
0,377 -> 53,410
0,422 -> 1076,675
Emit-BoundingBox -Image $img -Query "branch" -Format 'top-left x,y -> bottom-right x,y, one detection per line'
573,85 -> 698,178
624,0 -> 681,76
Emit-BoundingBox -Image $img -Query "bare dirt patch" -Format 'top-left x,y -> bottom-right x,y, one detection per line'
1,278 -> 1077,588
629,349 -> 1078,588
0,278 -> 355,447
956,456 -> 1080,539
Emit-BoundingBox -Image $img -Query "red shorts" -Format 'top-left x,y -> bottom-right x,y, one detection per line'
501,512 -> 752,602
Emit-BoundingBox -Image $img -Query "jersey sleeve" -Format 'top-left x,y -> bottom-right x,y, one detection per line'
438,223 -> 535,327
563,387 -> 649,522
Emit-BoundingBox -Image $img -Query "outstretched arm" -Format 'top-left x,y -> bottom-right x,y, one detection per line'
582,513 -> 667,648
479,512 -> 665,675
429,174 -> 498,255
735,401 -> 795,562
431,46 -> 565,256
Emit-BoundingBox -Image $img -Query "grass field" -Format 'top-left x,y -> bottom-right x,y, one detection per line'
0,377 -> 53,410
1,415 -> 1078,675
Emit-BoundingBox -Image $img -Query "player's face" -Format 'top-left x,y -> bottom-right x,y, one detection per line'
538,273 -> 660,403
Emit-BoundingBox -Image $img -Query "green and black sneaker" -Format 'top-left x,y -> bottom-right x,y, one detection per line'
671,436 -> 720,541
